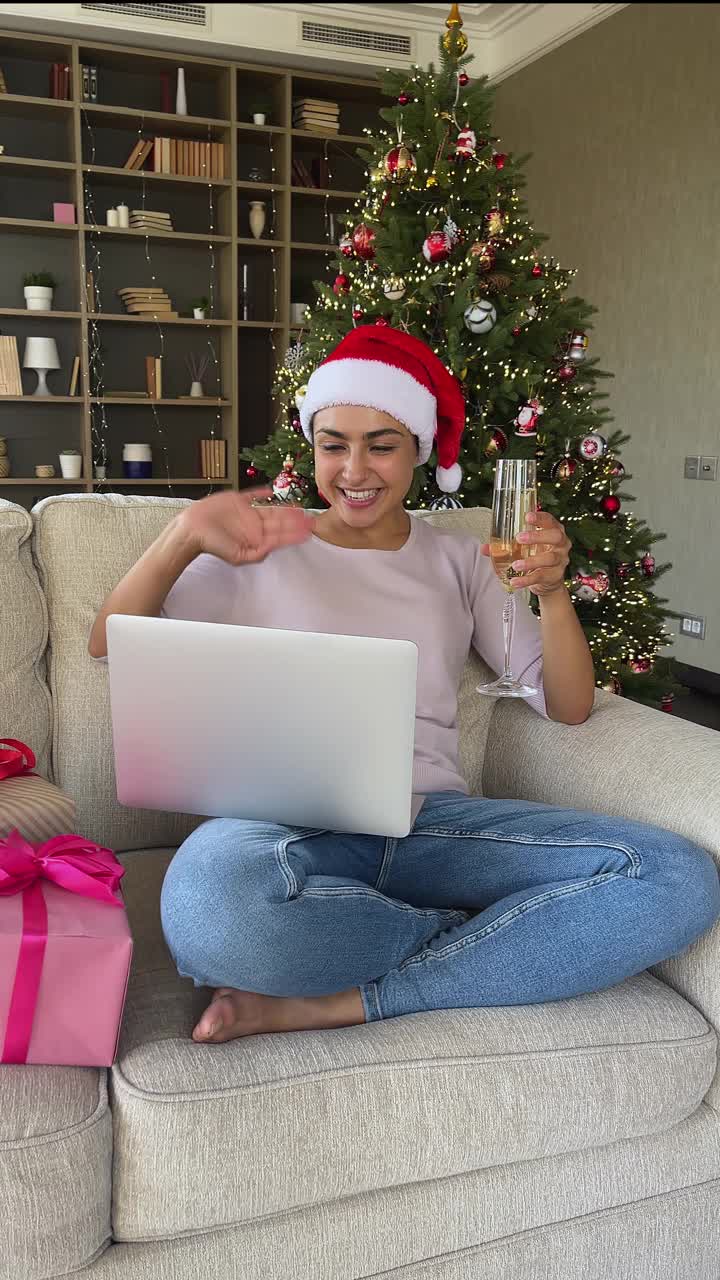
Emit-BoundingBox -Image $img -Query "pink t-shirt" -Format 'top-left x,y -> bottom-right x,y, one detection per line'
161,516 -> 547,796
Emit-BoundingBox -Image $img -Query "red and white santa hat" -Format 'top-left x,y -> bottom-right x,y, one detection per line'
299,324 -> 466,492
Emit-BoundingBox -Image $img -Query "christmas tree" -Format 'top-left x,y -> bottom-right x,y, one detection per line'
243,3 -> 683,708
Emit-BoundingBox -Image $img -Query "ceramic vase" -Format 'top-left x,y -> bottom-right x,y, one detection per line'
249,201 -> 266,240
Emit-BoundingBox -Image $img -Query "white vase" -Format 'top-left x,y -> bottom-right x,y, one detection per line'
252,112 -> 266,126
176,68 -> 187,116
59,453 -> 82,479
190,380 -> 204,398
249,201 -> 266,240
193,307 -> 206,319
24,286 -> 53,311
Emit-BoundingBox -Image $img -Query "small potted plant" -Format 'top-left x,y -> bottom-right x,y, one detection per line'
250,100 -> 270,126
58,448 -> 82,479
23,271 -> 57,311
192,295 -> 209,319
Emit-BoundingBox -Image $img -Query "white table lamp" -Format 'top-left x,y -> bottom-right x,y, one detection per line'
23,336 -> 60,396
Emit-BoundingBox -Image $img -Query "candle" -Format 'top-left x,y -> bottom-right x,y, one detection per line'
106,208 -> 119,227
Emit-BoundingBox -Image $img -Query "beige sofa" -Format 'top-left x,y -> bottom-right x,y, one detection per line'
2,492 -> 720,1280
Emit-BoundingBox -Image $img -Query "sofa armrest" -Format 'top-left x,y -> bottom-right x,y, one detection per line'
482,690 -> 720,1108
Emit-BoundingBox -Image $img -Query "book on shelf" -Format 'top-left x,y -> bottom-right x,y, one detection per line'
0,68 -> 7,95
294,118 -> 341,134
145,355 -> 156,398
294,97 -> 340,110
291,157 -> 316,187
151,135 -> 224,178
0,336 -> 22,395
155,355 -> 162,400
68,355 -> 80,397
200,437 -> 226,479
85,270 -> 96,311
104,390 -> 148,398
311,157 -> 330,188
49,62 -> 70,101
123,138 -> 153,170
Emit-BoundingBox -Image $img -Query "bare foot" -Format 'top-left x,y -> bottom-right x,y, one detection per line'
192,985 -> 366,1044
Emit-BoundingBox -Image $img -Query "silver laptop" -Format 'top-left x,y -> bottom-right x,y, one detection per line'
106,614 -> 421,838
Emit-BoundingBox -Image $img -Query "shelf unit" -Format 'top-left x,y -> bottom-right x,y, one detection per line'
0,28 -> 383,506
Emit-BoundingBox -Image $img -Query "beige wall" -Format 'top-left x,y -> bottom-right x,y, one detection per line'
494,3 -> 720,675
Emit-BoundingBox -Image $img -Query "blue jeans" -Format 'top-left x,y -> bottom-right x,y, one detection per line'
160,791 -> 720,1024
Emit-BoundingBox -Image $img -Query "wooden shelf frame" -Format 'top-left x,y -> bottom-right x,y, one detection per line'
0,25 -> 382,502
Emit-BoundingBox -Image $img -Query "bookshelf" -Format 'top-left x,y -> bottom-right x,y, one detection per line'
0,28 -> 383,508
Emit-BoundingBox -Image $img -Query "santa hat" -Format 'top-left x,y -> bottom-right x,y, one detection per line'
299,324 -> 466,492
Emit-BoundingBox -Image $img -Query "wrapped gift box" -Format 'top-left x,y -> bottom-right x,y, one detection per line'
0,833 -> 132,1067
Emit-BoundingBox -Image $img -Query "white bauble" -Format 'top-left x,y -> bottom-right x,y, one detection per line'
464,299 -> 496,334
383,275 -> 406,301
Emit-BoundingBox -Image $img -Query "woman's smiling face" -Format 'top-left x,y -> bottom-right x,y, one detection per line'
312,405 -> 418,528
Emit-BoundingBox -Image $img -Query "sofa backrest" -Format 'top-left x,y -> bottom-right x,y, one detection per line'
10,494 -> 495,851
0,500 -> 52,777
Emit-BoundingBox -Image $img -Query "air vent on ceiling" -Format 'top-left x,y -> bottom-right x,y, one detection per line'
301,19 -> 412,59
81,2 -> 207,26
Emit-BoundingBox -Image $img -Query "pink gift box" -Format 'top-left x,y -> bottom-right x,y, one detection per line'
0,835 -> 132,1067
53,202 -> 75,224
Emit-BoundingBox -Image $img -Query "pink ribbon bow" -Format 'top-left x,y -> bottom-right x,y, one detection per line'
0,738 -> 36,782
0,830 -> 125,1064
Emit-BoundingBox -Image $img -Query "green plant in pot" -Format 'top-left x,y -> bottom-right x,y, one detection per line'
250,100 -> 270,126
23,270 -> 57,311
192,295 -> 209,319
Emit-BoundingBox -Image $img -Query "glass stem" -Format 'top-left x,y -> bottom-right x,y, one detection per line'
502,592 -> 516,679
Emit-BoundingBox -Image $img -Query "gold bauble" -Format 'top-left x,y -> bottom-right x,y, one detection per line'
426,173 -> 438,188
383,142 -> 416,182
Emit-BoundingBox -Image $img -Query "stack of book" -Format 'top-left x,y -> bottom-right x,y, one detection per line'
130,209 -> 174,233
121,137 -> 225,177
117,287 -> 177,319
293,98 -> 340,134
49,62 -> 70,99
123,138 -> 154,170
0,336 -> 22,395
200,438 -> 226,479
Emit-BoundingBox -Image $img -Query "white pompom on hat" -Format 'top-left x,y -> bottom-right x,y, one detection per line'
299,324 -> 466,492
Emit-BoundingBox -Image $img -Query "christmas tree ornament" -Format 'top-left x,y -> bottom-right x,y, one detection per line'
468,240 -> 496,271
352,305 -> 364,321
458,71 -> 470,87
514,398 -> 544,436
629,657 -> 653,674
333,273 -> 350,295
383,142 -> 416,182
485,271 -> 512,294
615,563 -> 631,581
246,465 -> 257,479
485,207 -> 505,237
557,361 -> 577,382
339,234 -> 354,258
383,275 -> 406,301
430,493 -> 464,511
464,299 -> 496,333
551,440 -> 583,482
572,569 -> 610,602
425,173 -> 438,187
352,223 -> 376,260
298,323 -> 466,493
283,342 -> 304,370
601,677 -> 622,695
525,303 -> 539,321
511,326 -> 521,337
609,459 -> 625,480
397,91 -> 411,105
660,693 -> 674,713
600,493 -> 621,519
568,330 -> 589,361
492,152 -> 507,170
444,216 -> 462,246
423,229 -> 452,263
484,427 -> 508,456
290,415 -> 303,434
294,384 -> 308,410
375,317 -> 388,326
531,263 -> 544,278
578,432 -> 607,460
443,2 -> 469,56
455,127 -> 477,159
641,553 -> 656,576
273,454 -> 307,503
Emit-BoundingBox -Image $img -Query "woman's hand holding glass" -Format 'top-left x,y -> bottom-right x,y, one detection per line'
481,509 -> 571,598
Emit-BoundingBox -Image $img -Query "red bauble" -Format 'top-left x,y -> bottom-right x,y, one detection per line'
531,263 -> 544,278
616,562 -> 631,581
600,494 -> 621,519
352,223 -> 376,260
492,152 -> 507,170
511,326 -> 521,337
458,71 -> 470,87
246,465 -> 257,478
375,317 -> 388,326
661,693 -> 674,713
339,234 -> 353,258
557,361 -> 577,382
641,553 -> 656,576
483,427 -> 508,457
397,92 -> 410,105
551,453 -> 580,481
422,229 -> 452,264
352,305 -> 364,320
629,657 -> 653,674
383,142 -> 416,182
333,273 -> 350,294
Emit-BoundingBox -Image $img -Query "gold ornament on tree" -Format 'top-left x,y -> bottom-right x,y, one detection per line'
442,2 -> 469,56
383,142 -> 416,182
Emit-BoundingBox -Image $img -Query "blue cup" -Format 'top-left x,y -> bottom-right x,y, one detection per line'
123,460 -> 152,479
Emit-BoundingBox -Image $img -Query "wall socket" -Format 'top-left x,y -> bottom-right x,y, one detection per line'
679,614 -> 706,639
684,455 -> 719,480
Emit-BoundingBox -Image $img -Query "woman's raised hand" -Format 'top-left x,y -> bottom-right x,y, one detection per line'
176,487 -> 316,566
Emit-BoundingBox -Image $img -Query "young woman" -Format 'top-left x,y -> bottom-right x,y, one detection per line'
89,325 -> 720,1045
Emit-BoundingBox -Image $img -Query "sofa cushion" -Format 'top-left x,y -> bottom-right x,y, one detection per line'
30,496 -> 497,850
0,500 -> 52,778
31,494 -> 201,851
0,1064 -> 111,1279
109,847 -> 717,1242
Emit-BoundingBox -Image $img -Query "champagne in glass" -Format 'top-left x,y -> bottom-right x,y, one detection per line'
477,458 -> 539,697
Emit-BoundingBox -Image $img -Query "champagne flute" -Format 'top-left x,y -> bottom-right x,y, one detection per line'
477,458 -> 539,697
